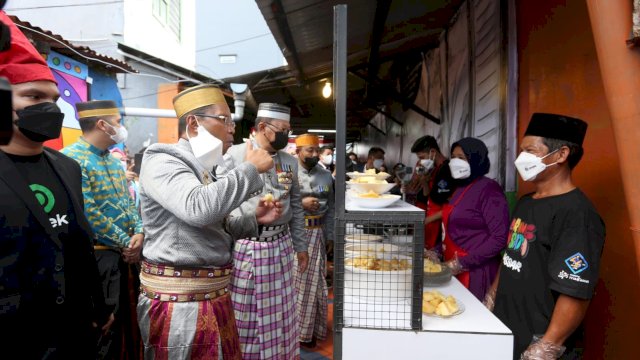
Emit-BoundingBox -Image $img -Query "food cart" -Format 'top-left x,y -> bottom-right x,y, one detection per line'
333,200 -> 513,359
331,5 -> 513,359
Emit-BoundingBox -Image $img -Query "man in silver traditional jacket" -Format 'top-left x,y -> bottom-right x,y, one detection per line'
137,84 -> 279,360
293,134 -> 334,348
225,103 -> 308,359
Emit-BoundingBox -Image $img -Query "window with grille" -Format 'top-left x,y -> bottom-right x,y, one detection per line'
152,0 -> 181,41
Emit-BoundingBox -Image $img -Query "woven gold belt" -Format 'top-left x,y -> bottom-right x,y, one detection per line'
139,261 -> 231,302
305,215 -> 324,229
94,245 -> 119,251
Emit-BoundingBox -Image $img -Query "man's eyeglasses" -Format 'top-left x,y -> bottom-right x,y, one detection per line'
265,121 -> 292,136
195,114 -> 236,128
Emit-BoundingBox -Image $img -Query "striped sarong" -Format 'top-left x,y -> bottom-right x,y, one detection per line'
294,227 -> 328,342
137,264 -> 241,360
230,232 -> 300,360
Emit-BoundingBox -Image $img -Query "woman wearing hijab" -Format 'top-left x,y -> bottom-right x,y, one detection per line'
442,137 -> 509,300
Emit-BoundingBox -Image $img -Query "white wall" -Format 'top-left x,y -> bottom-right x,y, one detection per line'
6,0 -> 283,80
5,0 -> 125,59
194,0 -> 285,79
354,0 -> 514,187
123,0 -> 196,70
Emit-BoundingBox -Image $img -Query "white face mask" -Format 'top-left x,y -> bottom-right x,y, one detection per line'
449,158 -> 471,179
321,154 -> 333,166
373,159 -> 384,170
186,120 -> 223,172
105,122 -> 128,144
514,150 -> 558,181
420,159 -> 434,172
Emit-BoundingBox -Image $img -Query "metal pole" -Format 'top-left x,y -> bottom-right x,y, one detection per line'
586,0 -> 640,279
334,4 -> 347,212
121,107 -> 176,118
333,4 -> 347,360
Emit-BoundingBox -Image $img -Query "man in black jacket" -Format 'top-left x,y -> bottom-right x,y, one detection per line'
0,11 -> 112,359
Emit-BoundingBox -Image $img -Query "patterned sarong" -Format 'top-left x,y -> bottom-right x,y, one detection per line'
230,232 -> 299,360
294,228 -> 328,342
137,265 -> 241,360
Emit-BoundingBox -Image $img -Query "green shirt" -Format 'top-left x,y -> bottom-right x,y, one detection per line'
62,138 -> 143,247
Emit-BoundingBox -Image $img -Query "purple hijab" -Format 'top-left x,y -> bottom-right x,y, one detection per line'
447,137 -> 509,300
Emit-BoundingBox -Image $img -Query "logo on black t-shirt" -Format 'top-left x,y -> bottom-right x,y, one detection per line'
30,184 -> 55,213
29,183 -> 68,229
565,252 -> 589,274
507,218 -> 537,257
436,179 -> 450,193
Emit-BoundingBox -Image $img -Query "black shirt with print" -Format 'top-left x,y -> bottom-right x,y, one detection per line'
493,188 -> 605,359
417,159 -> 455,205
6,152 -> 72,234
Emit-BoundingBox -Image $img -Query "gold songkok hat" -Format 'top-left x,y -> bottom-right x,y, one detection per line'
173,84 -> 226,119
76,100 -> 120,119
295,133 -> 319,148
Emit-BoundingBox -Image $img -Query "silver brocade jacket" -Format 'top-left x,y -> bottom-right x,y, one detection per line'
224,141 -> 308,253
139,139 -> 264,267
298,163 -> 335,241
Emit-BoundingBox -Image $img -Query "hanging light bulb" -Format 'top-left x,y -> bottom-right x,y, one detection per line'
322,82 -> 332,98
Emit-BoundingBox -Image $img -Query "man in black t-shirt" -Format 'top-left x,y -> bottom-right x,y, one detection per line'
487,113 -> 605,360
0,12 -> 112,359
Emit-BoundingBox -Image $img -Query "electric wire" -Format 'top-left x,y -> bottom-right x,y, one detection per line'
15,23 -> 195,84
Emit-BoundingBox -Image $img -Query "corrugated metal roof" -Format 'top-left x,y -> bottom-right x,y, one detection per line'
232,0 -> 465,140
9,15 -> 137,74
256,0 -> 462,82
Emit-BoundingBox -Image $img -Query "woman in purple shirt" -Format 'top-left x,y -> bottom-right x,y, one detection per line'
443,137 -> 509,300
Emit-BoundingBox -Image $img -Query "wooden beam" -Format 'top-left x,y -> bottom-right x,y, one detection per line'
366,0 -> 393,99
367,121 -> 386,135
270,0 -> 306,84
371,106 -> 403,126
350,70 -> 441,124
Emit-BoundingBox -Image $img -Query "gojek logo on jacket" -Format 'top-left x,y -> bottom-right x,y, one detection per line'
30,184 -> 68,228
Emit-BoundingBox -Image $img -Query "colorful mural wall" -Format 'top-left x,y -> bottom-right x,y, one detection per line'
42,50 -> 88,150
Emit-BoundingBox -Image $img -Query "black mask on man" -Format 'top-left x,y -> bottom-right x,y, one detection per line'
15,102 -> 64,142
303,156 -> 319,169
270,131 -> 289,151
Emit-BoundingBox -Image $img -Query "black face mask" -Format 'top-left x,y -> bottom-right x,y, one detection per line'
303,156 -> 319,168
15,102 -> 64,143
270,131 -> 289,151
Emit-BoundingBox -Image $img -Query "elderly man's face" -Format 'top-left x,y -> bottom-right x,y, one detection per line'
188,103 -> 235,154
258,118 -> 291,152
299,144 -> 320,160
519,135 -> 551,158
260,119 -> 290,139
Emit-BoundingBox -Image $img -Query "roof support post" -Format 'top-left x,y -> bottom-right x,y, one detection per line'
271,0 -> 306,84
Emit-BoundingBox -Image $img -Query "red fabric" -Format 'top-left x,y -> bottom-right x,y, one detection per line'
442,181 -> 478,289
424,161 -> 445,249
0,11 -> 56,85
145,294 -> 241,360
189,300 -> 220,359
414,200 -> 430,248
425,201 -> 443,249
147,300 -> 173,360
43,138 -> 63,151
